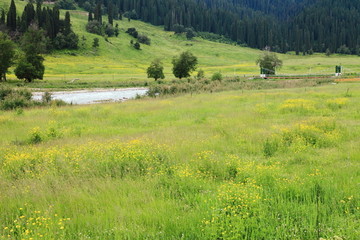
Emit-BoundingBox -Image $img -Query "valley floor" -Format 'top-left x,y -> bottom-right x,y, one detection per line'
0,83 -> 359,239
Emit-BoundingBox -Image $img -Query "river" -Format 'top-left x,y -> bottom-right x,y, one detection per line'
32,88 -> 148,104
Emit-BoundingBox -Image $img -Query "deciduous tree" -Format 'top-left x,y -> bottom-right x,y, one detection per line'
172,51 -> 198,79
0,33 -> 16,81
147,59 -> 165,81
256,51 -> 282,75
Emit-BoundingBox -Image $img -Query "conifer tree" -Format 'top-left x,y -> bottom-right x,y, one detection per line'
64,11 -> 71,35
6,0 -> 17,31
88,11 -> 93,22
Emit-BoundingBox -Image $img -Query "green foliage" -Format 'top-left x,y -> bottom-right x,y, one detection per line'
0,32 -> 16,81
92,37 -> 99,48
256,51 -> 283,75
325,48 -> 331,56
6,0 -> 16,31
42,91 -> 52,103
0,87 -> 32,110
337,45 -> 351,55
53,32 -> 79,49
185,28 -> 196,40
20,25 -> 48,55
137,34 -> 151,45
28,127 -> 43,144
211,72 -> 223,81
55,0 -> 77,10
172,24 -> 185,34
15,55 -> 45,82
133,41 -> 140,50
172,51 -> 198,79
126,27 -> 138,38
197,69 -> 205,79
147,59 -> 165,81
86,20 -> 103,35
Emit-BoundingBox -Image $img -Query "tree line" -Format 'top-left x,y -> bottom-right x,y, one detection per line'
74,0 -> 360,55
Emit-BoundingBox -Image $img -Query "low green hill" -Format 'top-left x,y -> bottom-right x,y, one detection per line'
2,0 -> 360,87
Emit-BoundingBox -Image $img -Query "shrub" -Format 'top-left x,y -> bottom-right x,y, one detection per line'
137,34 -> 151,45
133,42 -> 141,50
55,0 -> 77,10
86,21 -> 103,35
53,32 -> 79,49
42,92 -> 52,103
1,93 -> 30,110
0,88 -> 32,110
197,69 -> 205,79
28,127 -> 42,144
126,28 -> 138,38
104,24 -> 115,37
211,72 -> 223,81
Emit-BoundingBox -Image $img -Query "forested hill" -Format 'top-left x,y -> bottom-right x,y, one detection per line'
73,0 -> 360,55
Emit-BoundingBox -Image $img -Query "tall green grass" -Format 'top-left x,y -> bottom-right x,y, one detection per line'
0,83 -> 359,239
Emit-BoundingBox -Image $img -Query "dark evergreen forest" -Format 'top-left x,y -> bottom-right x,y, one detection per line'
76,0 -> 360,54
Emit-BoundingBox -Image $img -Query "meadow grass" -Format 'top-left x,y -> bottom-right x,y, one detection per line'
2,0 -> 360,88
0,83 -> 359,239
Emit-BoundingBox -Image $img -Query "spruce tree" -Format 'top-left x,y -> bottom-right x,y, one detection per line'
6,0 -> 17,31
64,11 -> 71,35
0,9 -> 6,25
88,11 -> 93,22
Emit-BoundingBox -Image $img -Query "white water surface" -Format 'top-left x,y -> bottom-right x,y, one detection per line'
32,88 -> 148,104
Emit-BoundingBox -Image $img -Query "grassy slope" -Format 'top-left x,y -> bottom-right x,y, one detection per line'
0,83 -> 359,239
1,0 -> 360,86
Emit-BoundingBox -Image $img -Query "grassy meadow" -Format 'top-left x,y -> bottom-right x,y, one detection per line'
0,83 -> 359,239
1,0 -> 360,88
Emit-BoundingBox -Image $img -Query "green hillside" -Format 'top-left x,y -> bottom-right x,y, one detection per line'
1,0 -> 360,87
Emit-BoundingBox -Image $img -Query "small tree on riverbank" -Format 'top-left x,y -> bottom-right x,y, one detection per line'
256,51 -> 282,75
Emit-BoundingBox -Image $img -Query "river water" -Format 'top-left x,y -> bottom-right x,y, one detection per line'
32,88 -> 148,104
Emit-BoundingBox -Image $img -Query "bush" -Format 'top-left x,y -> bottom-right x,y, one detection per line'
0,92 -> 31,110
86,21 -> 103,35
28,127 -> 42,144
197,69 -> 205,79
172,24 -> 185,34
55,0 -> 77,10
42,92 -> 52,103
53,32 -> 79,49
0,87 -> 13,100
137,34 -> 151,45
104,24 -> 115,37
126,28 -> 138,38
211,72 -> 223,81
133,42 -> 141,50
123,10 -> 138,20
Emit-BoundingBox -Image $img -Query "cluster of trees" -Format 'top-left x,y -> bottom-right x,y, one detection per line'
125,27 -> 150,50
86,3 -> 119,37
0,0 -> 79,82
1,0 -> 78,49
147,51 -> 198,81
0,26 -> 46,82
147,50 -> 282,82
73,0 -> 360,55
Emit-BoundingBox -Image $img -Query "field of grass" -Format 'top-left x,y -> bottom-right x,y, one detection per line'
1,0 -> 360,88
0,82 -> 359,239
